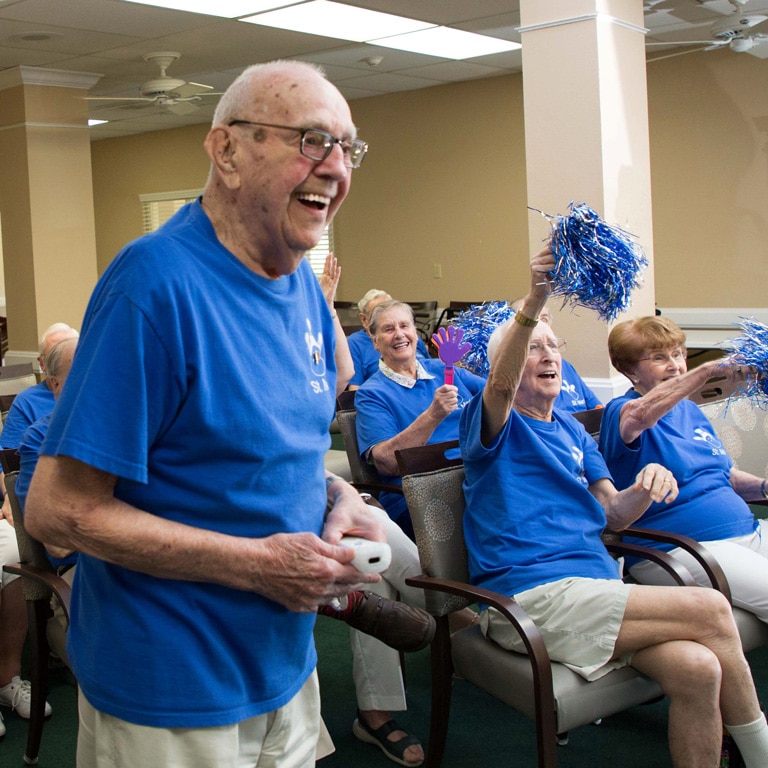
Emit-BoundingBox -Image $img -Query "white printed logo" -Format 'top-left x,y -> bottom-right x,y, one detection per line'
304,318 -> 329,394
692,427 -> 726,456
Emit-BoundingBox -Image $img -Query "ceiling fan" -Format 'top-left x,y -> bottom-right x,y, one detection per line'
84,52 -> 222,114
646,0 -> 768,61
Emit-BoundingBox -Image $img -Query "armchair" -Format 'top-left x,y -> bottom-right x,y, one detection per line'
395,440 -> 737,768
3,472 -> 73,766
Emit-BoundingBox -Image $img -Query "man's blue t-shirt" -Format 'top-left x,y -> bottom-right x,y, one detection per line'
42,200 -> 337,728
460,394 -> 620,598
599,389 -> 756,556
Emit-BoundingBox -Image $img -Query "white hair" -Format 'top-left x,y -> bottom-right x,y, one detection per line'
39,323 -> 79,355
357,289 -> 391,316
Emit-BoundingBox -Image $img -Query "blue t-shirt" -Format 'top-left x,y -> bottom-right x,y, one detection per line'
599,389 -> 757,556
15,412 -> 77,571
347,328 -> 430,387
460,394 -> 620,597
1,381 -> 55,449
41,200 -> 337,728
556,358 -> 601,413
355,357 -> 485,524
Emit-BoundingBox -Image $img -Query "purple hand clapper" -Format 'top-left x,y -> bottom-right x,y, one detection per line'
431,326 -> 472,385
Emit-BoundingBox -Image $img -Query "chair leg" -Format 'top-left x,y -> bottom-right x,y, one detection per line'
24,598 -> 52,766
425,616 -> 453,768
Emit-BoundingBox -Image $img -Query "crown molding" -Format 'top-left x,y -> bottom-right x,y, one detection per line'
0,66 -> 102,91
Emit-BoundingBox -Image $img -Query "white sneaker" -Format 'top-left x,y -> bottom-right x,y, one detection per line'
0,677 -> 52,719
0,711 -> 5,737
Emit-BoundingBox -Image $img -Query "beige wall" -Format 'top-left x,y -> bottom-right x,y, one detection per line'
90,51 -> 768,310
648,50 -> 768,307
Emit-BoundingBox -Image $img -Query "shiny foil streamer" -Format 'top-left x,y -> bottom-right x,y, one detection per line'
536,202 -> 648,323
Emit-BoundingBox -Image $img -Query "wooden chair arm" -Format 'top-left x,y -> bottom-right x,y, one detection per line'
3,562 -> 72,617
604,541 -> 697,586
350,481 -> 404,496
620,526 -> 732,602
405,573 -> 553,675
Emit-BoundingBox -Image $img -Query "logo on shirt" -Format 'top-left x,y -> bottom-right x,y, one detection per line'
692,427 -> 726,456
561,379 -> 586,408
571,445 -> 588,486
304,318 -> 329,394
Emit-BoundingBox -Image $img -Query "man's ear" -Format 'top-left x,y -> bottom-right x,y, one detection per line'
204,126 -> 241,189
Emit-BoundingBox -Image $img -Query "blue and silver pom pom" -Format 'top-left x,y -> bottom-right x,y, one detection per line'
452,300 -> 514,377
723,316 -> 768,406
535,202 -> 648,323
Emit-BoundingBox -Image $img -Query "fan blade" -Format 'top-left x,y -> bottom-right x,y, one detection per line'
647,46 -> 713,61
746,36 -> 768,57
167,100 -> 199,115
646,39 -> 727,44
174,82 -> 213,98
82,96 -> 153,102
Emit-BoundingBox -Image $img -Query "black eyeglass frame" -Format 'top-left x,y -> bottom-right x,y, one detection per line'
227,119 -> 368,169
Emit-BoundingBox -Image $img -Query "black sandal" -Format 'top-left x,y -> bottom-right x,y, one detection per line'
352,712 -> 424,767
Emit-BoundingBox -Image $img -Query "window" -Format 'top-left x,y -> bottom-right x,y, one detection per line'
139,189 -> 202,234
139,190 -> 334,277
305,226 -> 334,278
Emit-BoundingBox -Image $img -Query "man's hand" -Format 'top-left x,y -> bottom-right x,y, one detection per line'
251,530 -> 381,613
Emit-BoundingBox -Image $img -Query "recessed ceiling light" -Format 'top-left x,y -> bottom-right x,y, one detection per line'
373,26 -> 521,60
241,0 -> 432,42
119,0 -> 299,18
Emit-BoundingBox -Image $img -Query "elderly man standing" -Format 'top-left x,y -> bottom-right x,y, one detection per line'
26,61 -> 384,768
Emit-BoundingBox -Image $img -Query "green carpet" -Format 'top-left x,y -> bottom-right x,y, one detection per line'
3,621 -> 768,767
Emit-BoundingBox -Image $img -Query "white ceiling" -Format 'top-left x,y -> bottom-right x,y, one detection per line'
1,0 -> 767,140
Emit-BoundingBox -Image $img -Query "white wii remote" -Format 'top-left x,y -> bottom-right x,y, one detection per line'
340,537 -> 392,573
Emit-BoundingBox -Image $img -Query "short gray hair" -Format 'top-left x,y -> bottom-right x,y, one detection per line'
39,323 -> 79,355
367,300 -> 414,336
357,289 -> 391,316
43,337 -> 77,380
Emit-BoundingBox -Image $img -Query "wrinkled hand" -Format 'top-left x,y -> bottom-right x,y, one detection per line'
530,245 -> 555,298
429,384 -> 459,420
0,495 -> 13,527
633,463 -> 678,504
253,530 -> 381,614
319,252 -> 341,308
720,357 -> 757,384
322,483 -> 387,545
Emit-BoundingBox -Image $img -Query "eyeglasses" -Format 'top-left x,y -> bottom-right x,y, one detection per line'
227,119 -> 368,169
528,339 -> 566,357
636,348 -> 687,366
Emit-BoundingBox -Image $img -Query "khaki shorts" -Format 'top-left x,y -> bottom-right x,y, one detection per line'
481,577 -> 634,681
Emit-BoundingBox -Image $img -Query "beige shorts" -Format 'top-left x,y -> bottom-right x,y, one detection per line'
481,577 -> 634,681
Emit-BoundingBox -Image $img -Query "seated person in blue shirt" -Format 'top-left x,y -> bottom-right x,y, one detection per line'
355,300 -> 485,539
347,290 -> 430,390
1,322 -> 79,450
599,316 -> 768,621
510,298 -> 600,413
462,247 -> 768,768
